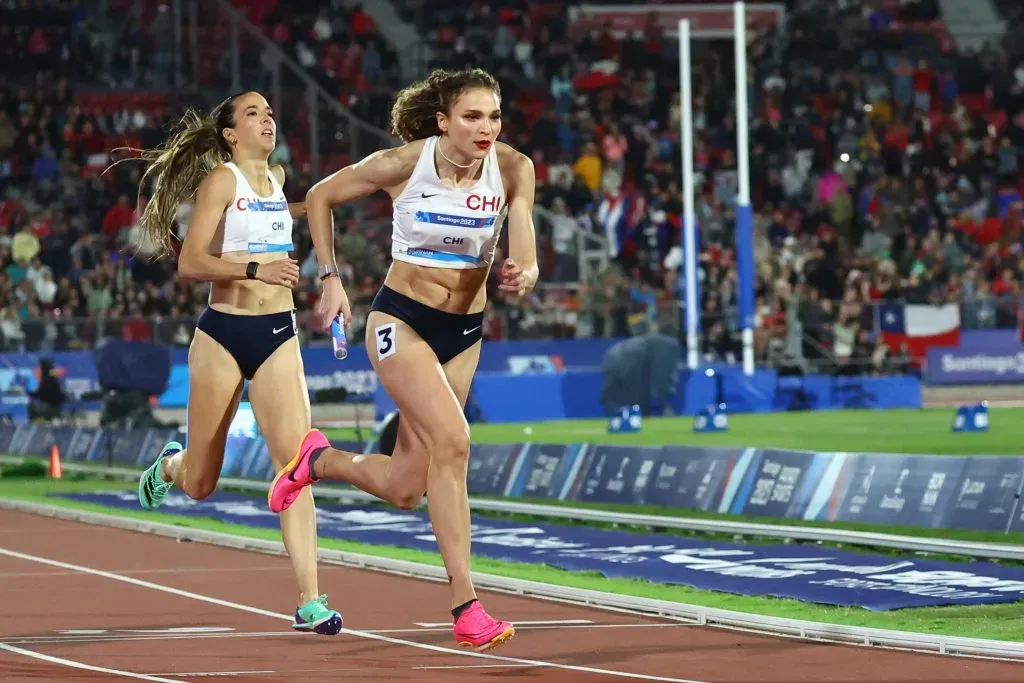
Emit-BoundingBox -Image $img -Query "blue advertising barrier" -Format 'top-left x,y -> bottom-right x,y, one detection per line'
644,446 -> 739,511
945,456 -> 1024,531
477,338 -> 618,372
53,489 -> 1024,611
387,370 -> 920,423
822,453 -> 971,528
570,444 -> 663,505
3,423 -> 1020,537
0,352 -> 104,411
0,346 -> 379,413
1,340 -> 922,423
926,329 -> 1024,385
0,339 -> 621,415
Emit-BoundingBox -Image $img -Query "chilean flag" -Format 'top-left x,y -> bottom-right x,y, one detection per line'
877,303 -> 960,359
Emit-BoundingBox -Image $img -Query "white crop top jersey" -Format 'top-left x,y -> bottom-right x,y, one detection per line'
214,162 -> 293,255
391,136 -> 507,269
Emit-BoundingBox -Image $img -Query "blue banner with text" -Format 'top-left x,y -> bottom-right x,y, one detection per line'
3,423 -> 1021,536
0,340 -> 923,422
53,490 -> 1024,611
925,329 -> 1024,385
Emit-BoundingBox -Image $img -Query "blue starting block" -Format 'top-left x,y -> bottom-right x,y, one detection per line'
608,405 -> 642,434
952,401 -> 990,433
694,403 -> 729,433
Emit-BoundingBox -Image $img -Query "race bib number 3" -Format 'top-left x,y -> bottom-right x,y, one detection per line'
375,322 -> 397,361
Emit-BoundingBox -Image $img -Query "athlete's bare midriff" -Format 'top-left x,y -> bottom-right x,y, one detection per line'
207,250 -> 295,315
383,259 -> 490,315
375,140 -> 523,316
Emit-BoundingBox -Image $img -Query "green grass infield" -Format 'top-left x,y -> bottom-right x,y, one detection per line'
327,407 -> 1024,456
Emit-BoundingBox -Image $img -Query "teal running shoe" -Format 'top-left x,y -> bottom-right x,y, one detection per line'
293,594 -> 343,635
138,441 -> 182,510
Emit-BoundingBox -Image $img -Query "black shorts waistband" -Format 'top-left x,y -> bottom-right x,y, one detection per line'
196,307 -> 296,379
369,286 -> 482,365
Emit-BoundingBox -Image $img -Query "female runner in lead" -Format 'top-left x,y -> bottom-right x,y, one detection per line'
268,68 -> 538,651
131,91 -> 342,635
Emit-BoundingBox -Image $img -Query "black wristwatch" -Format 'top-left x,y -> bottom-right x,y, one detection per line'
246,261 -> 259,280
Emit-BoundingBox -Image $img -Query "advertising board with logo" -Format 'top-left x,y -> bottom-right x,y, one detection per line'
925,330 -> 1024,385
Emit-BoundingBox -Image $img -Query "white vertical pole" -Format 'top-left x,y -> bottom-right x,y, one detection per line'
734,1 -> 755,376
679,19 -> 699,370
733,2 -> 750,209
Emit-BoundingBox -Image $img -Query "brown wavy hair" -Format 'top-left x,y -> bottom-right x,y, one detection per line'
114,93 -> 247,259
389,68 -> 500,143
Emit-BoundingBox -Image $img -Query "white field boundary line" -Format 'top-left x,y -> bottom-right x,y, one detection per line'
1,631 -> 303,646
0,642 -> 186,682
0,566 -> 288,579
2,500 -> 1024,664
5,456 -> 1022,561
0,547 -> 707,683
923,399 -> 1024,409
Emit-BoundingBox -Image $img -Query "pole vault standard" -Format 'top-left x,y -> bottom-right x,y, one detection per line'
678,2 -> 755,375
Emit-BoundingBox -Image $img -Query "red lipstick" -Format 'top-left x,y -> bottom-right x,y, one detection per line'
474,141 -> 491,150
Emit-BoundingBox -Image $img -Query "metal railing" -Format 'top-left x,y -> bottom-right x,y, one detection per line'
0,315 -> 198,352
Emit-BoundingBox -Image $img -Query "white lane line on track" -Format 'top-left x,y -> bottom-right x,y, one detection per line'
415,618 -> 593,627
0,546 -> 707,683
0,566 -> 288,579
1,623 -> 689,646
0,642 -> 186,682
0,631 -> 299,646
414,663 -> 537,670
149,672 -> 276,678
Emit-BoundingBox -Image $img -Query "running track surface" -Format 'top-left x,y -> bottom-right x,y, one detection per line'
0,509 -> 1021,683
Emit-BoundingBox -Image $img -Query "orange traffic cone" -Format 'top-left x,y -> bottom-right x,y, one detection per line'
48,444 -> 62,479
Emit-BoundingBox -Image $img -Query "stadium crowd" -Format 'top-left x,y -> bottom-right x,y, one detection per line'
1,0 -> 1023,378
